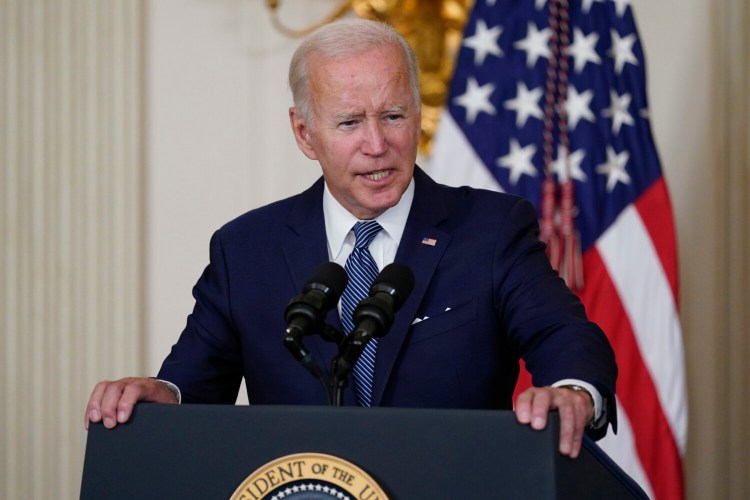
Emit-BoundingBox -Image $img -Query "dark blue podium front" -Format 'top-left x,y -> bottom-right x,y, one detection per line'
80,404 -> 646,499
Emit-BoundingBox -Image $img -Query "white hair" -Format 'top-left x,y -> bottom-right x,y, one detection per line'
288,18 -> 421,125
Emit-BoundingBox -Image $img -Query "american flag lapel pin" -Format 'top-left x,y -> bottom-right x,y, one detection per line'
421,237 -> 437,247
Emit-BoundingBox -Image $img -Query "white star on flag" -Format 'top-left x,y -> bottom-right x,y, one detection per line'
504,82 -> 544,128
554,146 -> 588,182
603,90 -> 635,134
568,28 -> 602,73
609,30 -> 639,75
496,138 -> 538,185
514,22 -> 551,68
613,0 -> 632,17
463,19 -> 503,66
566,86 -> 596,130
596,146 -> 631,191
453,76 -> 497,124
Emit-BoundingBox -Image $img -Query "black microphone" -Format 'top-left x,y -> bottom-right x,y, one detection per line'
284,262 -> 348,376
333,263 -> 415,379
285,261 -> 347,337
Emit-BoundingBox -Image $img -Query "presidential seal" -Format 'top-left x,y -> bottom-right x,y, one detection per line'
230,452 -> 389,500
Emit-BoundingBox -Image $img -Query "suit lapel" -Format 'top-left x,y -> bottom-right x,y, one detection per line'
281,178 -> 345,374
282,177 -> 329,290
371,168 -> 453,405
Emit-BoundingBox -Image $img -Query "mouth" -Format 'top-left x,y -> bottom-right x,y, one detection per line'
362,169 -> 392,181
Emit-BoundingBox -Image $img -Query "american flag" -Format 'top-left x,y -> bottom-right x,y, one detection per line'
428,1 -> 687,498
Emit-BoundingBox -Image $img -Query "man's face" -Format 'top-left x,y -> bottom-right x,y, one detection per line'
290,45 -> 420,220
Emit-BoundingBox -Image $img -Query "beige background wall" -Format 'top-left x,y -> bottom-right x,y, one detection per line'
1,0 -> 748,498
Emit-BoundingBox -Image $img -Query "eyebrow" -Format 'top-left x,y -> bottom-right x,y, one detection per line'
334,105 -> 408,119
384,105 -> 407,113
334,112 -> 363,121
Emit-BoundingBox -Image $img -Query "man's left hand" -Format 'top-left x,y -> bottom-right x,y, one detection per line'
514,386 -> 594,459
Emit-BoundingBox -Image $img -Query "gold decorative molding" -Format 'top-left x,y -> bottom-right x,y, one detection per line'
266,0 -> 355,37
266,0 -> 475,155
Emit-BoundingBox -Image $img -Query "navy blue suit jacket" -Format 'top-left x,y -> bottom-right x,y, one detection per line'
158,167 -> 617,437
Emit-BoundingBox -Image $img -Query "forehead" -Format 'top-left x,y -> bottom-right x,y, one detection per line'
308,46 -> 413,111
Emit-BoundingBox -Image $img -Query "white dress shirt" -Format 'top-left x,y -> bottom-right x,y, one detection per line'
322,178 -> 414,269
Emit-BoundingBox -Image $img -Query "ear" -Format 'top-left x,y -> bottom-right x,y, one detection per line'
289,107 -> 318,161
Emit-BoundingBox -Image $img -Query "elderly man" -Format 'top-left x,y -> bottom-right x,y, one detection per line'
86,18 -> 616,459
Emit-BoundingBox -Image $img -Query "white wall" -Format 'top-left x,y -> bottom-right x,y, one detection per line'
147,0 -> 323,372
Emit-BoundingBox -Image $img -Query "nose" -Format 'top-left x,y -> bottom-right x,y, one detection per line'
360,121 -> 387,156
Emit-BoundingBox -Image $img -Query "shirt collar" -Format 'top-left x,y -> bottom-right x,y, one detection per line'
323,177 -> 415,260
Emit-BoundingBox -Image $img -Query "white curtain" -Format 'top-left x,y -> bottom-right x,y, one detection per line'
1,1 -> 143,498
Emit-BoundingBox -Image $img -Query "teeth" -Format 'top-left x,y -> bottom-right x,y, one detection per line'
365,170 -> 389,181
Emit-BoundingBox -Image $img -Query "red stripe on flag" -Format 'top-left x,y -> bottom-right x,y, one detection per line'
580,248 -> 684,500
635,178 -> 680,307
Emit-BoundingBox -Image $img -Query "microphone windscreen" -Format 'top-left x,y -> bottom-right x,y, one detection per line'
304,261 -> 348,303
370,263 -> 415,308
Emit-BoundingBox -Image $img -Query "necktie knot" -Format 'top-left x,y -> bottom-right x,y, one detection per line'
352,221 -> 382,250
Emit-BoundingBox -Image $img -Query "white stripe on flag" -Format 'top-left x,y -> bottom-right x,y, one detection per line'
597,205 -> 688,452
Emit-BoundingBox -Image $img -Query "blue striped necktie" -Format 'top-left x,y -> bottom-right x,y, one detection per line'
340,220 -> 382,407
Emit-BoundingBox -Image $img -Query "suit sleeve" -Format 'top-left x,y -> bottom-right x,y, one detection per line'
157,229 -> 243,404
494,198 -> 618,439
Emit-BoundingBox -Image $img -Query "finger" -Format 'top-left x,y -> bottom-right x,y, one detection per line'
85,381 -> 110,429
116,380 -> 151,424
556,391 -> 577,456
529,388 -> 552,430
556,389 -> 591,458
569,392 -> 591,458
514,389 -> 534,424
99,380 -> 130,429
568,425 -> 584,459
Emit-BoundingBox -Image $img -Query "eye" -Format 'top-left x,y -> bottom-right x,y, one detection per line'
384,113 -> 405,123
338,119 -> 358,129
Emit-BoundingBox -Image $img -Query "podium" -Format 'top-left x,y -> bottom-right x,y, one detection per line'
80,404 -> 647,499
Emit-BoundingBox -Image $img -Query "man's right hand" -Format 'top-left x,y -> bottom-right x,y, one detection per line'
85,377 -> 178,430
